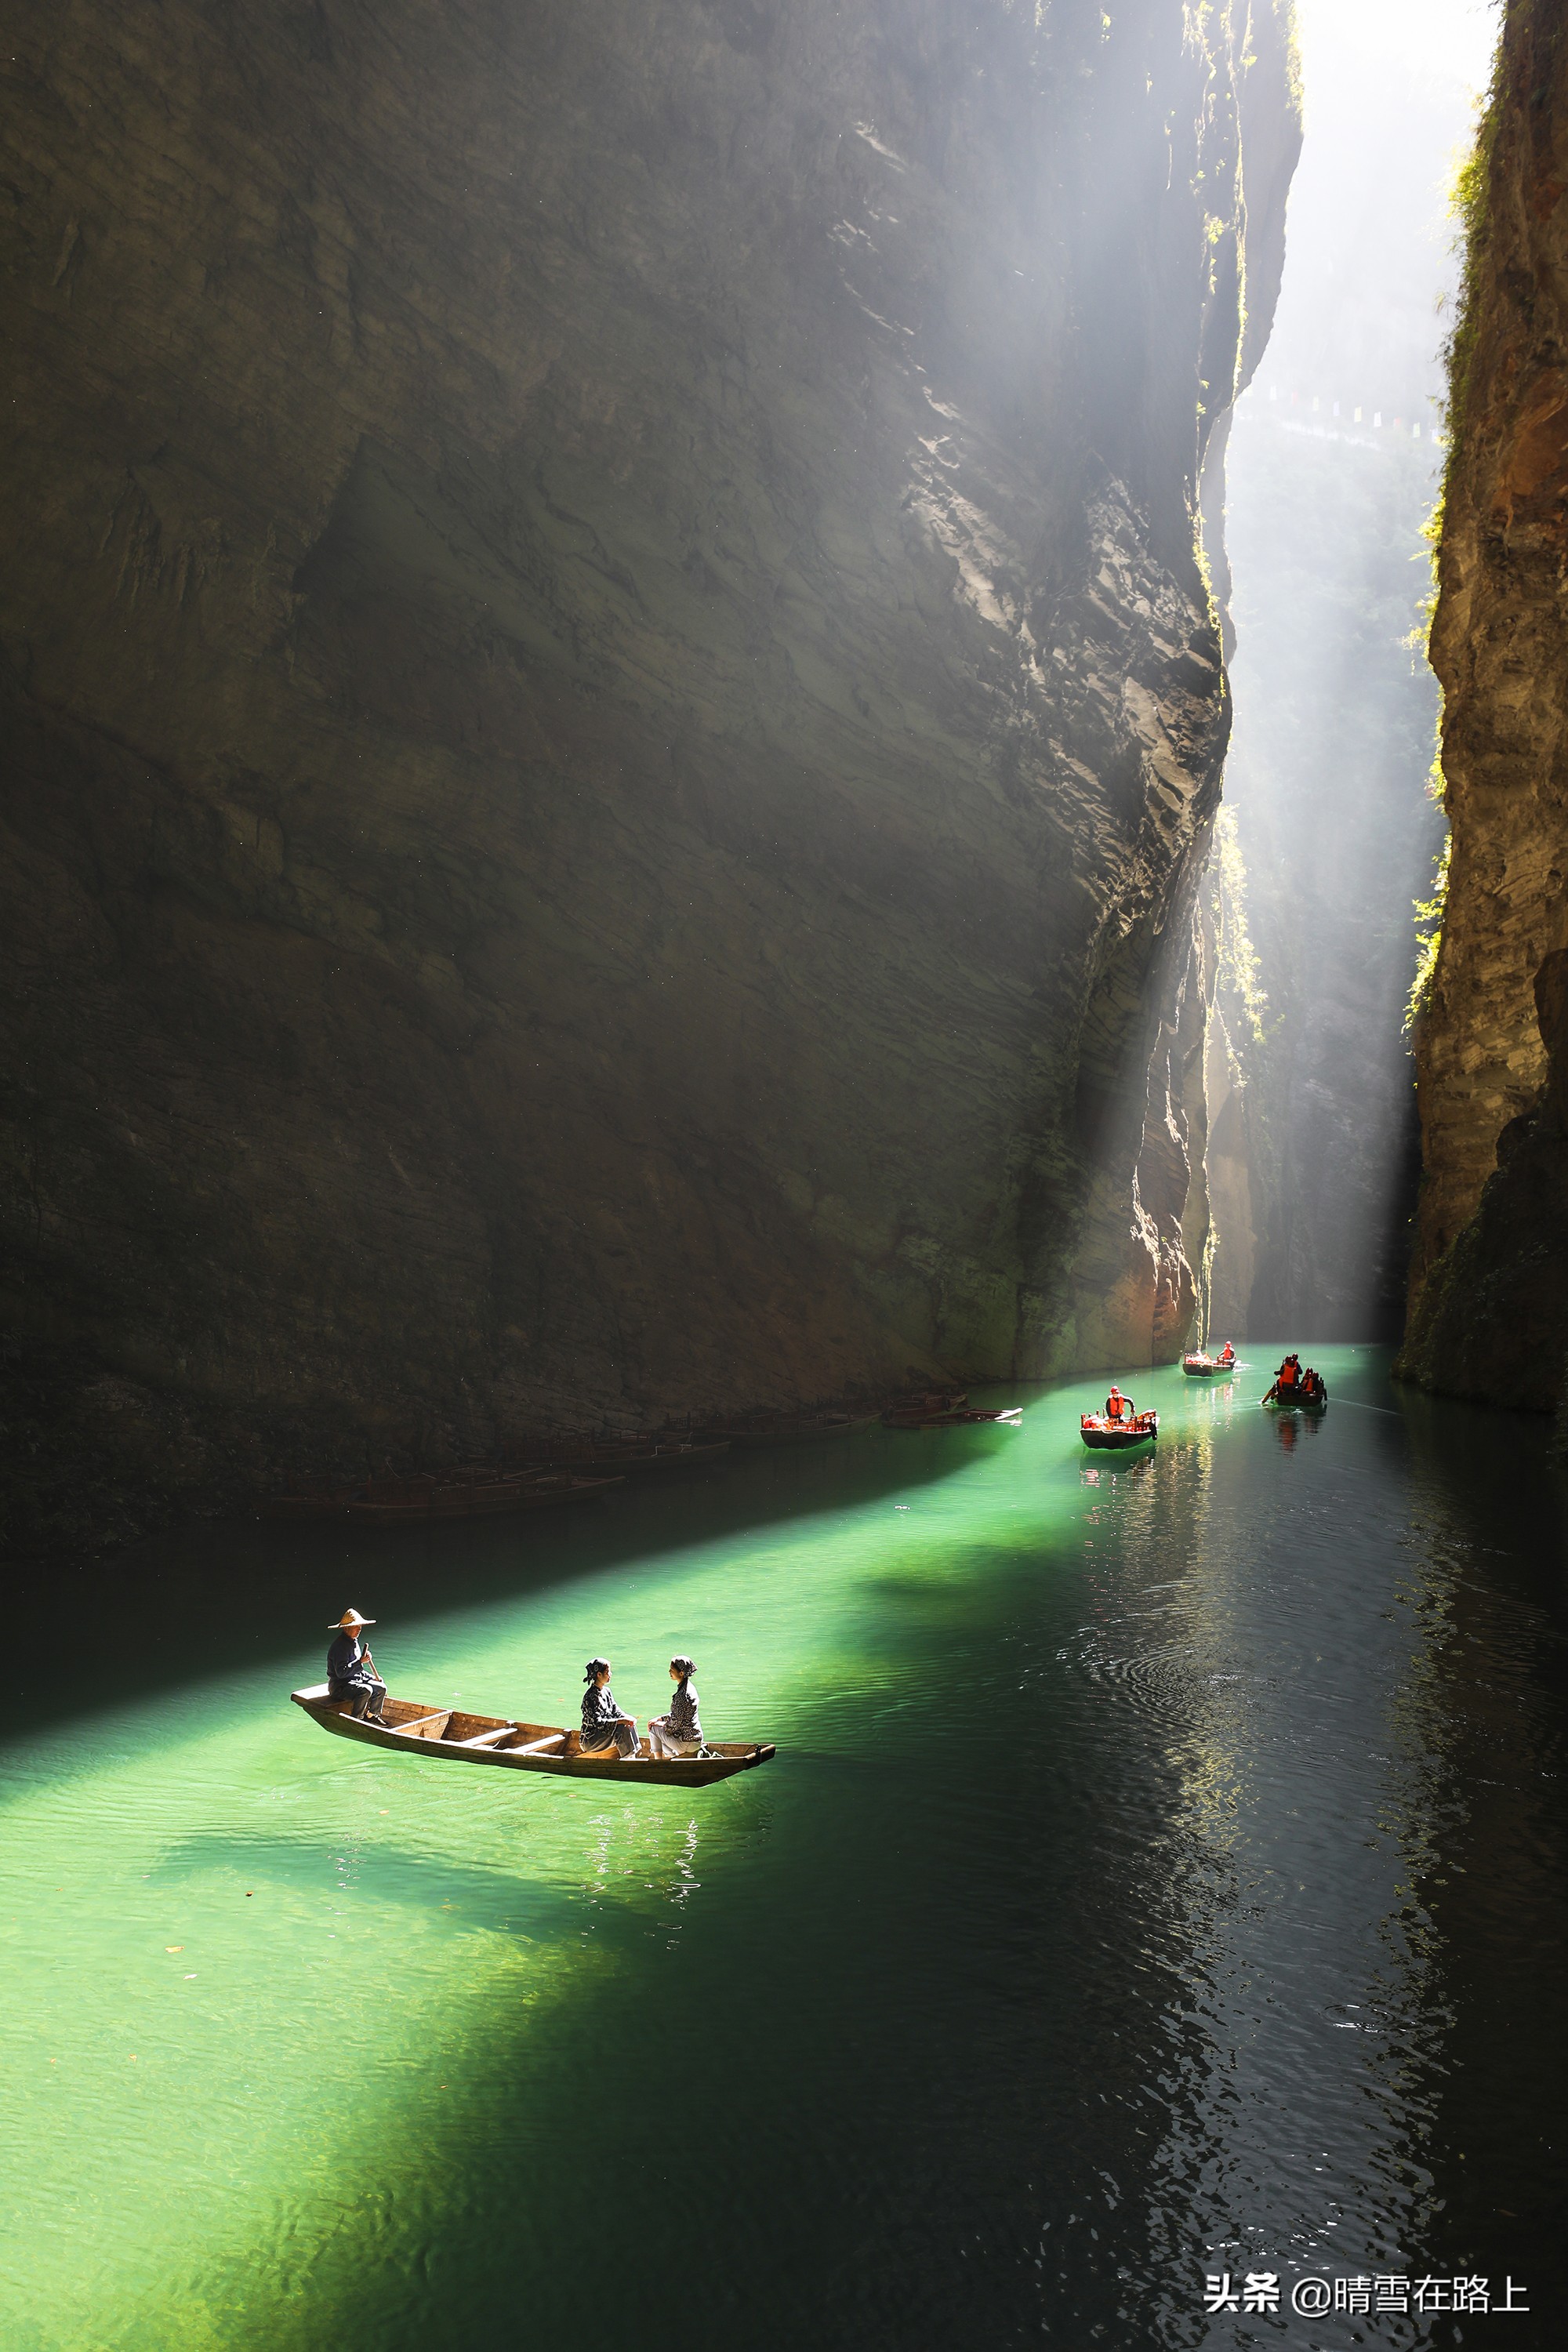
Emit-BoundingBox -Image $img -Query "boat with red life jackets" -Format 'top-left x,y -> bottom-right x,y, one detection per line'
1080,1383 -> 1157,1450
1262,1354 -> 1328,1413
1181,1341 -> 1237,1377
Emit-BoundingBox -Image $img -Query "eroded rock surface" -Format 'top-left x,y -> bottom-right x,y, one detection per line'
1403,0 -> 1568,1410
1,2 -> 1297,1548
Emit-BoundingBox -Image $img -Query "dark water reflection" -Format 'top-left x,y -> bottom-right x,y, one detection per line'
3,1350 -> 1564,2349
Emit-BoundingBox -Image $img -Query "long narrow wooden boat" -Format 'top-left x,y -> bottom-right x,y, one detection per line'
291,1684 -> 775,1786
258,1490 -> 358,1520
500,1437 -> 731,1476
611,1439 -> 731,1474
1080,1410 -> 1158,1450
343,1474 -> 623,1524
697,1410 -> 880,1448
884,1405 -> 1023,1428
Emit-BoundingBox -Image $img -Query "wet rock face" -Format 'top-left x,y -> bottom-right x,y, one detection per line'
1403,0 -> 1568,1409
0,2 -> 1296,1544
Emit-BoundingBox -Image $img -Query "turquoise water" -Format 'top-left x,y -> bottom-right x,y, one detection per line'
2,1348 -> 1565,2348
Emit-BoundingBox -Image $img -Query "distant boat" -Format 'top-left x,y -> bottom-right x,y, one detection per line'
291,1684 -> 775,1787
1080,1410 -> 1158,1450
1182,1347 -> 1236,1377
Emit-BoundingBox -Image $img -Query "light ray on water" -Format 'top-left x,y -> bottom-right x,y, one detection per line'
2,1350 -> 1564,2349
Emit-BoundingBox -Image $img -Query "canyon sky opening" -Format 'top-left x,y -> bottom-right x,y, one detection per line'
1212,0 -> 1498,1341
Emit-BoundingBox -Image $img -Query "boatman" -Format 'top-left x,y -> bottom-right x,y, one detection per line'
580,1657 -> 641,1760
1105,1385 -> 1133,1424
327,1607 -> 387,1722
647,1654 -> 704,1760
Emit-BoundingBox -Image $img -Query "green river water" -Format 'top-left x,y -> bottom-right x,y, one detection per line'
3,1347 -> 1565,2350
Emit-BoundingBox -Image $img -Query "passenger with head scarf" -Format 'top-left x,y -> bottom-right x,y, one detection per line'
579,1658 -> 641,1759
647,1655 -> 704,1759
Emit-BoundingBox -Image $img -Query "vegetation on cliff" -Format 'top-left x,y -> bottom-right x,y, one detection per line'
1402,0 -> 1568,1410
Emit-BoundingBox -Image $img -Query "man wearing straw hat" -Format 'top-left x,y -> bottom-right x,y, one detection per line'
326,1608 -> 387,1722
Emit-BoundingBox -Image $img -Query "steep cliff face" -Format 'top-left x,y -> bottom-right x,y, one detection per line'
1402,0 -> 1568,1410
1,1 -> 1298,1548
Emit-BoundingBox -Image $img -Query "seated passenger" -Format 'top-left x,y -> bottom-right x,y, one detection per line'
648,1655 -> 704,1759
580,1657 -> 640,1759
1276,1354 -> 1300,1391
1218,1341 -> 1235,1364
1104,1385 -> 1133,1423
327,1607 -> 387,1722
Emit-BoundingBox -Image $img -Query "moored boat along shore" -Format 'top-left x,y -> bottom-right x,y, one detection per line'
256,1387 -> 1029,1520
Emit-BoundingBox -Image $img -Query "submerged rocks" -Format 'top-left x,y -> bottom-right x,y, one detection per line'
0,2 -> 1298,1550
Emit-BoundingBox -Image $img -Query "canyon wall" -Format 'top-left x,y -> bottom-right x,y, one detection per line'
0,1 -> 1298,1551
1401,0 -> 1568,1412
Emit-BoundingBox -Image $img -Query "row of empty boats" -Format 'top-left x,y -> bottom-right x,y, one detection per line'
260,1390 -> 1025,1523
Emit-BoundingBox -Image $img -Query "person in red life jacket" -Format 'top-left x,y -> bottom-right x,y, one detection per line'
1218,1341 -> 1235,1366
1265,1353 -> 1302,1405
1104,1385 -> 1133,1424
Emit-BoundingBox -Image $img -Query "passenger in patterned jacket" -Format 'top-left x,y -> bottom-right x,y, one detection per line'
647,1654 -> 703,1759
579,1658 -> 641,1759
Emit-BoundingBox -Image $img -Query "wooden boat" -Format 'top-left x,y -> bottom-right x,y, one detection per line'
1080,1410 -> 1158,1450
696,1410 -> 880,1449
884,1404 -> 1024,1428
291,1684 -> 775,1786
258,1489 -> 358,1520
343,1473 -> 623,1524
1263,1387 -> 1327,1414
503,1437 -> 729,1475
1181,1348 -> 1236,1377
610,1439 -> 731,1474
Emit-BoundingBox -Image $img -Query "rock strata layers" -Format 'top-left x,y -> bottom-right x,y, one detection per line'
1402,0 -> 1568,1410
1,1 -> 1297,1550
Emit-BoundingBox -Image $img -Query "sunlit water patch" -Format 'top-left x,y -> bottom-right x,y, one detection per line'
2,1350 -> 1564,2348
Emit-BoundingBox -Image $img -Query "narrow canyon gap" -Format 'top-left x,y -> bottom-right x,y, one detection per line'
1204,0 -> 1489,1349
0,2 -> 1298,1549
